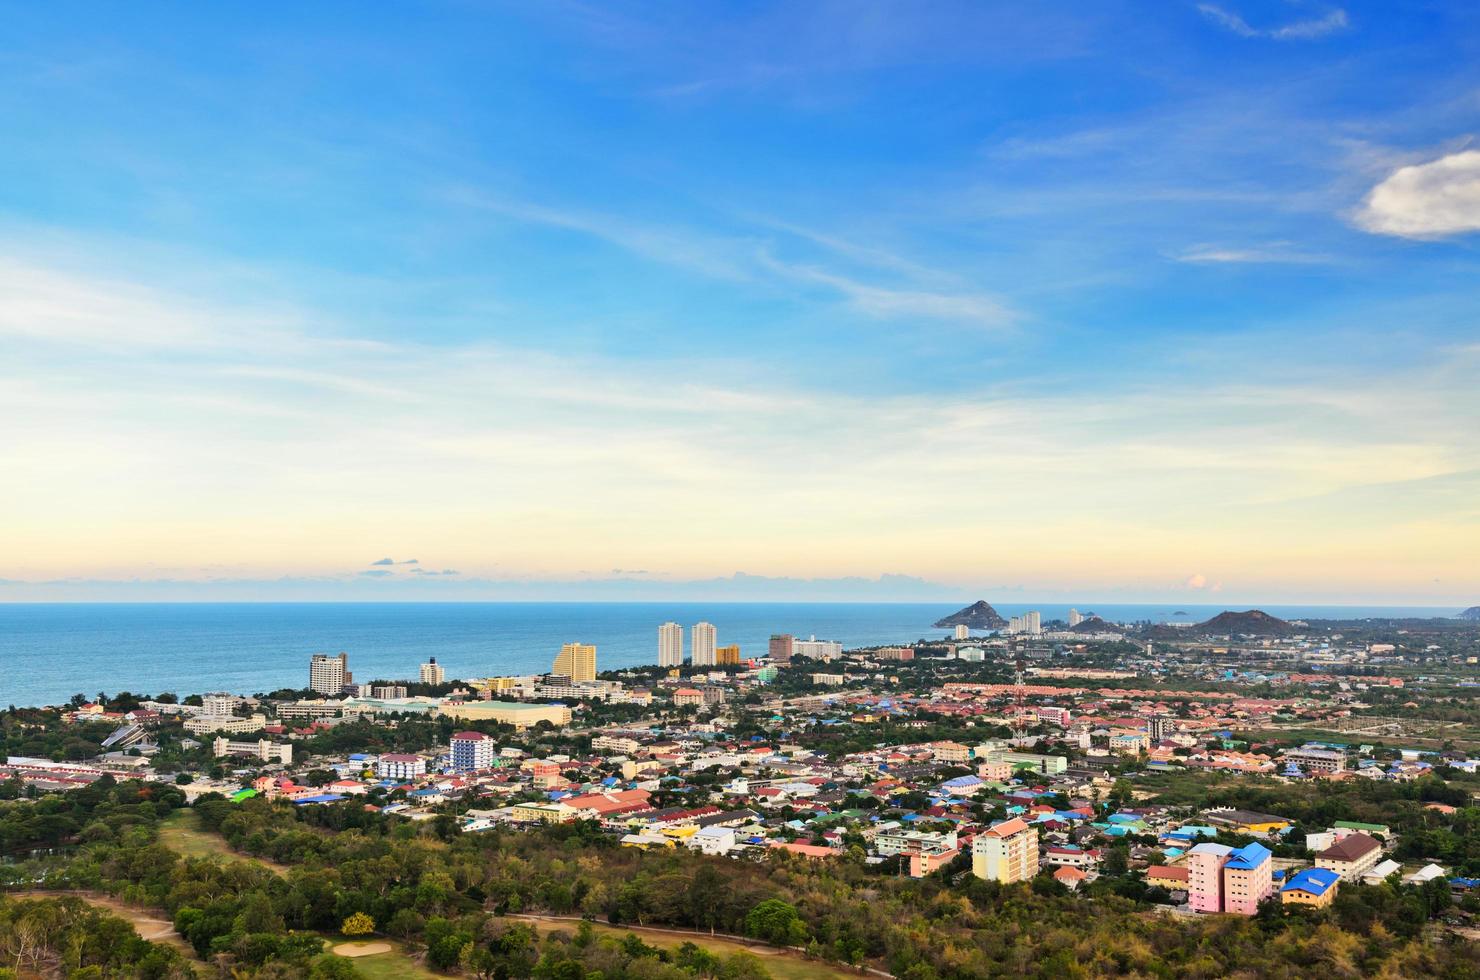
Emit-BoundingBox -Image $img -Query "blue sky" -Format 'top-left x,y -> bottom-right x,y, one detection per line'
2,1 -> 1478,604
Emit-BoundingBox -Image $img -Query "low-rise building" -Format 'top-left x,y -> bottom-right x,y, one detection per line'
1281,867 -> 1340,907
1315,833 -> 1383,881
377,754 -> 427,780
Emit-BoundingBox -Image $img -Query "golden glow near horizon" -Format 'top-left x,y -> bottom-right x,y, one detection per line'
2,253 -> 1478,604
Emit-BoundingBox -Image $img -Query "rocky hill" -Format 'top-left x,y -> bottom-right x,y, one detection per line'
1196,609 -> 1294,636
933,600 -> 1007,630
1457,606 -> 1480,621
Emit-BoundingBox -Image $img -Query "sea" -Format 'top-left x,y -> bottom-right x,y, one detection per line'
0,601 -> 1459,709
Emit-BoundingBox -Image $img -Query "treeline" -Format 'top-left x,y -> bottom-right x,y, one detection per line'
0,894 -> 195,979
0,777 -> 185,855
33,793 -> 1475,979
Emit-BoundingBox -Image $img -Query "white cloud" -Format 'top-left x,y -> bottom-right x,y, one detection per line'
1173,242 -> 1330,264
449,188 -> 1015,329
3,248 -> 1477,598
1197,4 -> 1349,41
1354,150 -> 1480,238
1185,573 -> 1208,589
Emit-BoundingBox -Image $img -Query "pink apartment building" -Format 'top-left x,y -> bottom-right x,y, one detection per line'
1186,841 -> 1274,915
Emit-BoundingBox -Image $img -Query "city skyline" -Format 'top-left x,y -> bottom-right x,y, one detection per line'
4,3 -> 1479,605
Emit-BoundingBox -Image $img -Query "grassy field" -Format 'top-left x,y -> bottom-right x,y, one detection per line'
515,915 -> 870,980
159,809 -> 289,875
320,937 -> 442,979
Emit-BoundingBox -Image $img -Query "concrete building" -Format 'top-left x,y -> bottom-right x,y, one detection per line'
793,637 -> 843,660
553,643 -> 597,683
715,644 -> 741,666
1187,842 -> 1273,915
377,753 -> 426,780
659,622 -> 684,667
1283,744 -> 1346,774
1281,868 -> 1340,908
953,624 -> 970,640
1148,715 -> 1179,742
309,653 -> 351,696
768,634 -> 794,662
1186,843 -> 1233,913
437,700 -> 572,729
1068,608 -> 1083,627
420,658 -> 445,685
201,693 -> 244,715
212,737 -> 292,764
370,684 -> 408,699
450,731 -> 496,771
1222,842 -> 1274,915
185,713 -> 267,735
1316,833 -> 1383,880
691,623 -> 717,666
276,700 -> 344,721
673,688 -> 704,707
972,817 -> 1039,884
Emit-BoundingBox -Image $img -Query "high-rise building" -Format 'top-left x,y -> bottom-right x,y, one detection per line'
953,624 -> 970,640
309,653 -> 350,696
768,634 -> 794,662
553,643 -> 597,683
692,622 -> 717,667
450,731 -> 496,772
1006,612 -> 1042,636
715,644 -> 741,666
1068,608 -> 1083,627
658,622 -> 684,668
420,658 -> 445,685
972,817 -> 1039,883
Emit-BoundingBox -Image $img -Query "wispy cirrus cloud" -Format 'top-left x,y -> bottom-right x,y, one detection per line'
447,188 -> 1016,330
1172,242 -> 1331,264
1197,3 -> 1350,41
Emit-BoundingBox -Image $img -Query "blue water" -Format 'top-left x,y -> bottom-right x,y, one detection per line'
0,601 -> 1458,708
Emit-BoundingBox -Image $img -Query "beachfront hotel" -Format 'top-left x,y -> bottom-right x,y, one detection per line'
552,642 -> 597,683
308,652 -> 350,696
658,622 -> 684,668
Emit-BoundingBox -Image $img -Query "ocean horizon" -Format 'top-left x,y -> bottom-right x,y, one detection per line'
0,600 -> 1464,709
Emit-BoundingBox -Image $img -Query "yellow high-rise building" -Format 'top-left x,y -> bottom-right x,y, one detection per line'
553,642 -> 597,682
715,644 -> 741,666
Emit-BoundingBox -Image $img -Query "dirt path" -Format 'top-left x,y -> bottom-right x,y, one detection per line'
6,889 -> 200,962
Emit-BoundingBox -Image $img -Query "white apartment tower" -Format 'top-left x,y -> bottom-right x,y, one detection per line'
691,622 -> 717,667
953,624 -> 970,640
308,653 -> 350,696
419,658 -> 445,685
1068,608 -> 1083,627
658,622 -> 684,668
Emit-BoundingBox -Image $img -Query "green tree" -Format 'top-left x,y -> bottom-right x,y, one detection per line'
340,912 -> 375,936
744,899 -> 807,947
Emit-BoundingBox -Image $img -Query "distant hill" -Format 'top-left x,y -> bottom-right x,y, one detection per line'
1069,616 -> 1110,633
1457,606 -> 1480,622
1197,609 -> 1294,636
933,600 -> 1007,630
